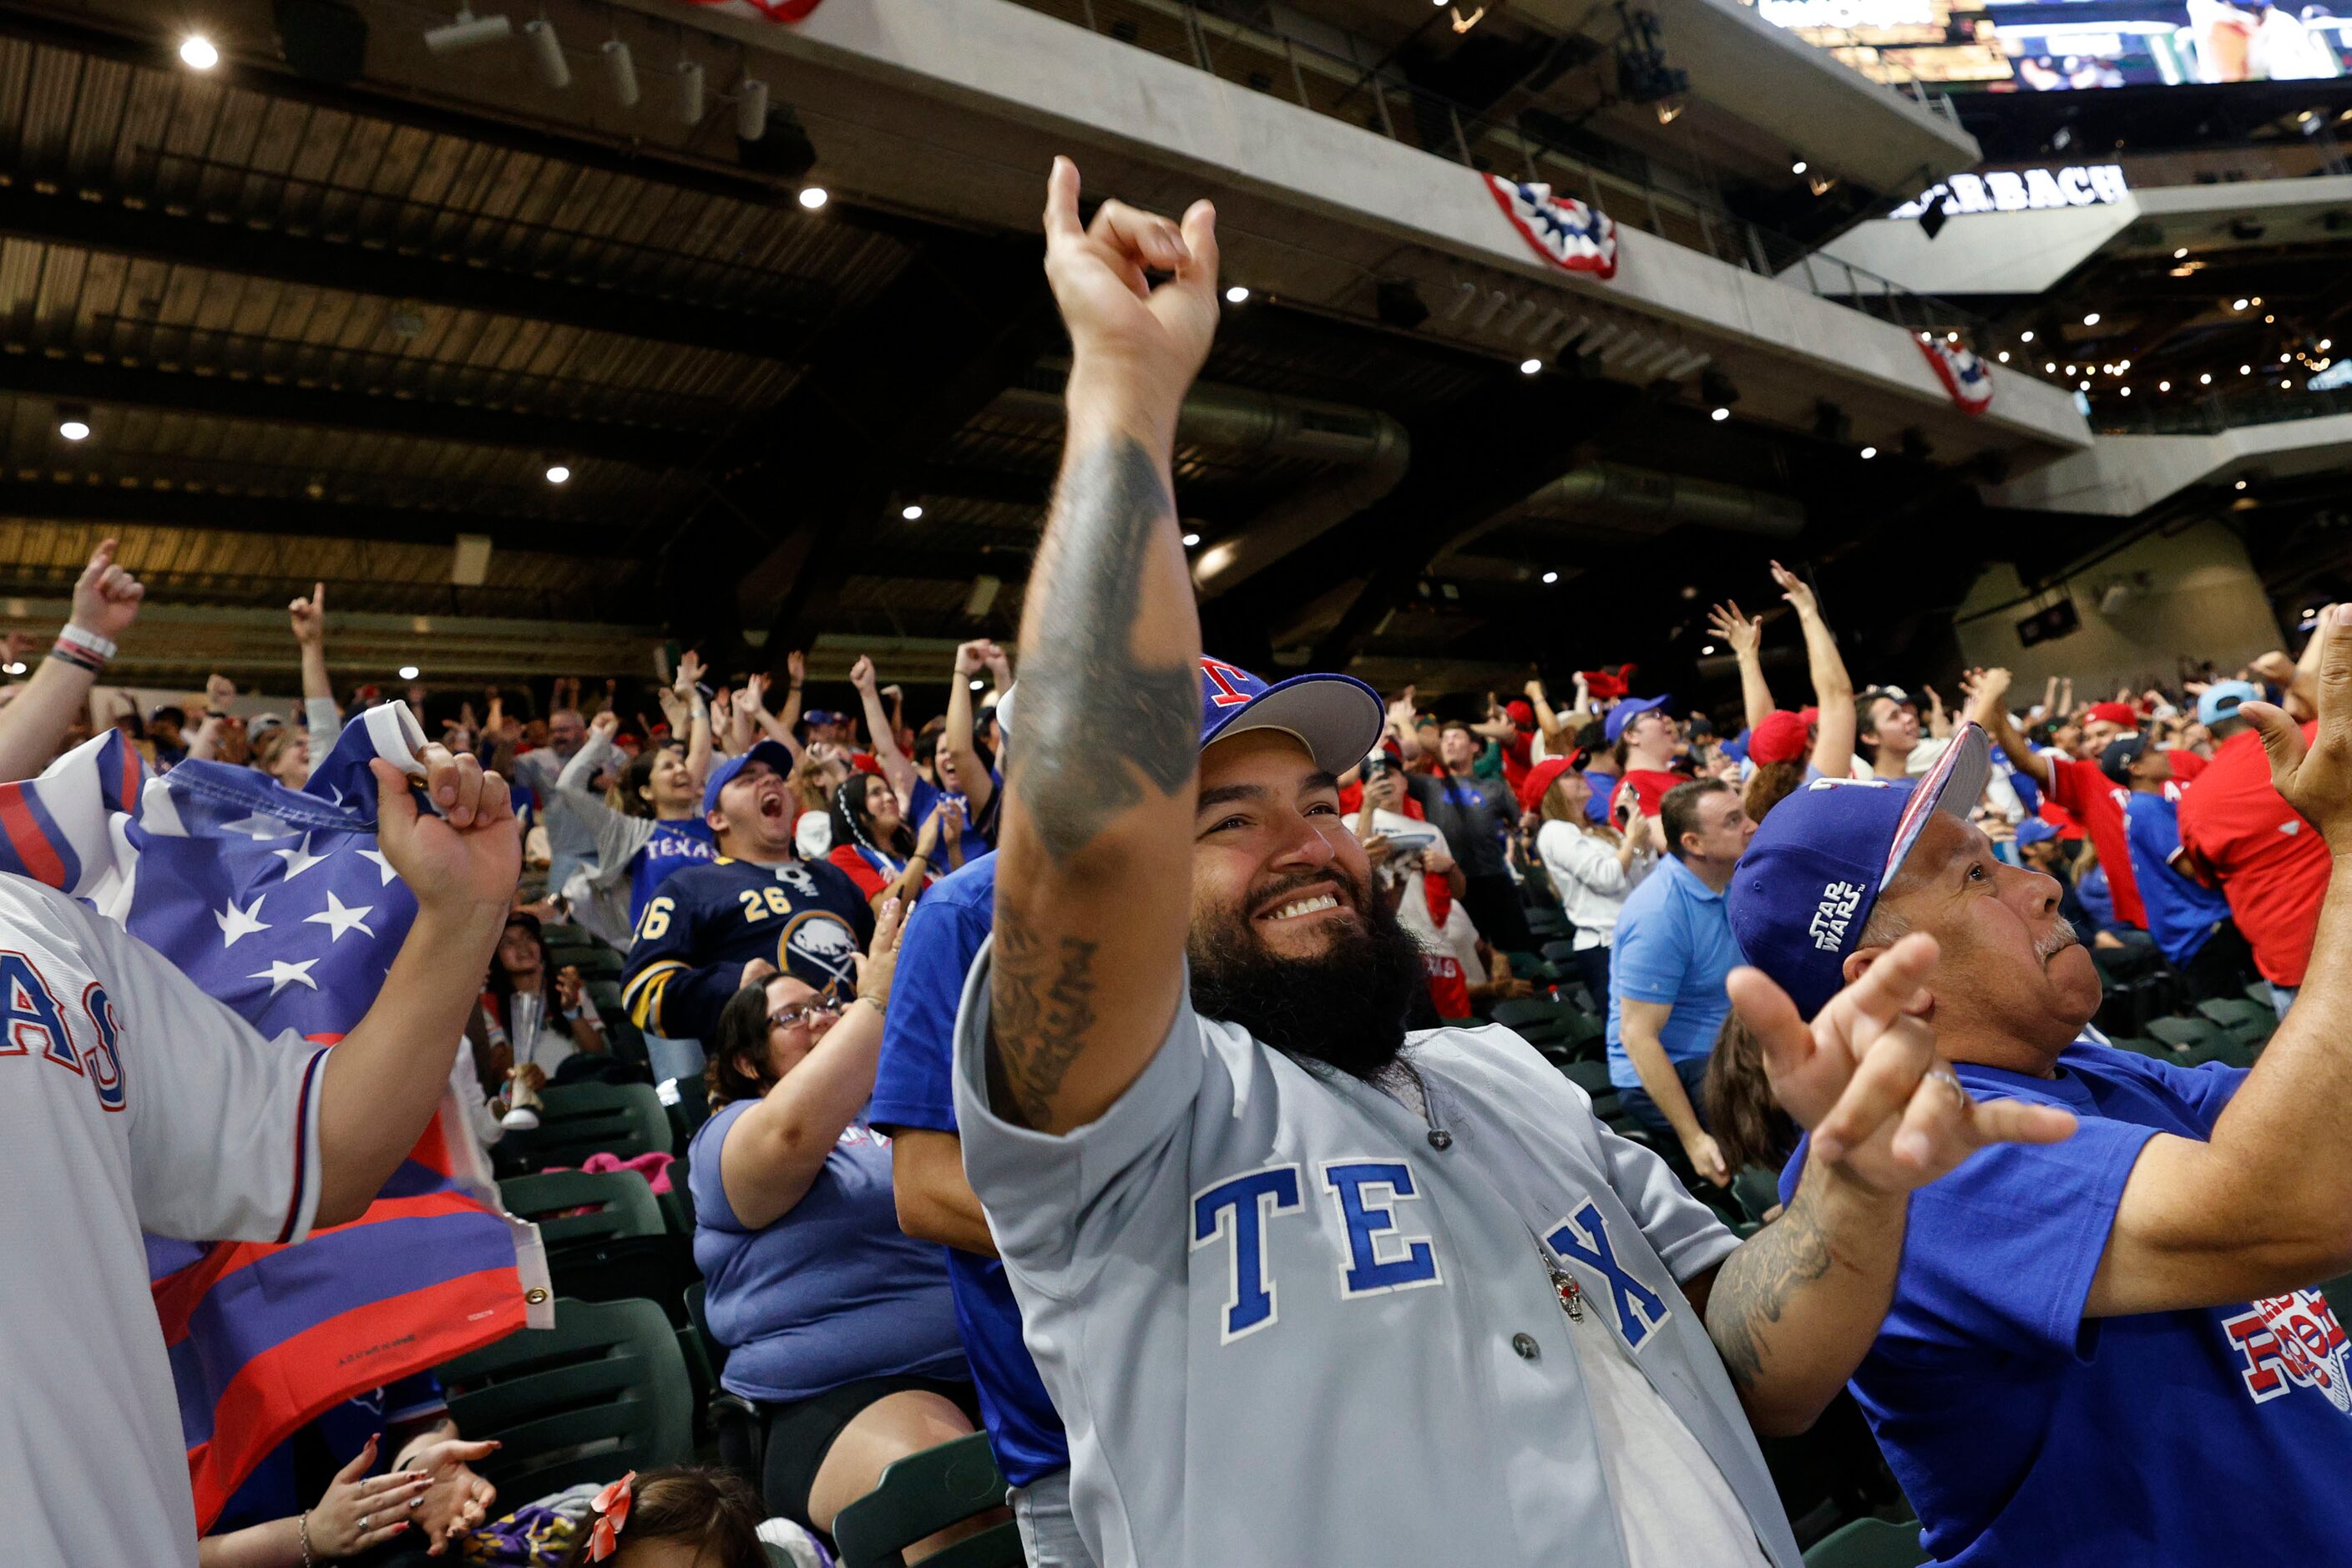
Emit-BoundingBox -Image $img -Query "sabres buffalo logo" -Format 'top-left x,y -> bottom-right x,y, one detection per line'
781,911 -> 860,990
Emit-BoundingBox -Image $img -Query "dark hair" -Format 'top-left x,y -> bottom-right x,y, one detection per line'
550,1465 -> 768,1568
706,978 -> 785,1107
487,915 -> 552,1015
830,773 -> 913,860
2206,713 -> 2253,742
614,741 -> 684,822
1660,777 -> 1732,862
1743,759 -> 1806,827
916,715 -> 948,761
1703,1010 -> 1797,1175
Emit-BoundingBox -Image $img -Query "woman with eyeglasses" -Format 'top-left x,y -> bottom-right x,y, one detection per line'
687,900 -> 990,1557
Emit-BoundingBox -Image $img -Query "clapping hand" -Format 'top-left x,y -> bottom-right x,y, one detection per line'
397,1434 -> 499,1555
304,1434 -> 427,1558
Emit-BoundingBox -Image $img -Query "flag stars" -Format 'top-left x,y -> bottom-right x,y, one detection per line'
356,847 -> 400,887
221,812 -> 295,841
271,834 -> 331,881
304,890 -> 377,943
250,958 -> 320,995
215,894 -> 271,948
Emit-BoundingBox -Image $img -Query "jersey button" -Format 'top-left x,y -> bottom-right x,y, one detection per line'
1511,1333 -> 1540,1361
1427,1127 -> 1453,1151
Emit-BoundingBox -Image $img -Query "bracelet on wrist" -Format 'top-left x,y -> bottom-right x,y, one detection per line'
298,1510 -> 316,1568
48,638 -> 107,675
57,622 -> 118,661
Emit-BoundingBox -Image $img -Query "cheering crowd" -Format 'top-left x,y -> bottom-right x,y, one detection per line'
6,159 -> 2352,1568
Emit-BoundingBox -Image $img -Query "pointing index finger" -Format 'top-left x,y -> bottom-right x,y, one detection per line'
1819,930 -> 1939,1037
1043,155 -> 1084,242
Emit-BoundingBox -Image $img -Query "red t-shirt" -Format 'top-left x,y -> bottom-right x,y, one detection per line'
2047,755 -> 2146,929
1423,953 -> 1473,1022
1500,730 -> 1534,793
2164,747 -> 2208,785
2178,726 -> 2329,987
1610,769 -> 1682,819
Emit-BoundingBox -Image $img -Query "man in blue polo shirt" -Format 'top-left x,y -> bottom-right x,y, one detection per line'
1727,695 -> 2352,1565
1608,776 -> 1756,1186
870,688 -> 1090,1568
2102,731 -> 2257,1000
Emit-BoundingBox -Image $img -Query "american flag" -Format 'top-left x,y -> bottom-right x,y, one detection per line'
1483,173 -> 1621,281
1916,335 -> 1995,416
0,706 -> 550,1530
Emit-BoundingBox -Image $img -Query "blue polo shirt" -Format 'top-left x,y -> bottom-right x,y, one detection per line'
1779,1041 -> 2352,1565
1605,854 -> 1741,1090
868,852 -> 1070,1489
2122,792 -> 2232,967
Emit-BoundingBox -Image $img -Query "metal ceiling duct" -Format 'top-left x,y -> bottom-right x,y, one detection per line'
1515,462 -> 1804,537
989,382 -> 1411,597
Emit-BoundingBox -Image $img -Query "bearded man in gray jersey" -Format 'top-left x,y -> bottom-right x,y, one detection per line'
948,157 -> 2077,1568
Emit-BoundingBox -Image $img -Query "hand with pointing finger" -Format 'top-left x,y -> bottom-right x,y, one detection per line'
1732,932 -> 2076,1197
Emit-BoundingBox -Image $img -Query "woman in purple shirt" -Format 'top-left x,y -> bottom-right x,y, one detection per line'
688,900 -> 984,1553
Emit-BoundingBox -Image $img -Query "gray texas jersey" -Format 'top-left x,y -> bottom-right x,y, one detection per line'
953,945 -> 1804,1568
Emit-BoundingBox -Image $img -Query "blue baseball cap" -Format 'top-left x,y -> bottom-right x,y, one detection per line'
1604,693 -> 1672,744
2015,817 -> 2058,848
801,708 -> 844,728
1197,656 -> 1383,775
701,739 -> 796,817
2197,680 -> 2260,726
1727,723 -> 1992,1019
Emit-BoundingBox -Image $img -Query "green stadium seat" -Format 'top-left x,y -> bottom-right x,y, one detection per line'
439,1297 -> 693,1500
2145,1015 -> 2222,1053
1732,1166 -> 1783,1226
498,1169 -> 664,1251
832,1433 -> 1024,1568
2195,996 -> 2277,1046
1804,1516 -> 1929,1566
505,1080 -> 675,1167
2245,980 -> 2275,1011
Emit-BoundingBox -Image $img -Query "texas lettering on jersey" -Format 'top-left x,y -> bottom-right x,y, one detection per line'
1,951 -> 125,1112
2222,1288 -> 2352,1414
1190,1159 -> 1667,1349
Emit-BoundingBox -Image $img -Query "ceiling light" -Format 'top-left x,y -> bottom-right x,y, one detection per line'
423,7 -> 512,53
2083,311 -> 2101,326
1,662 -> 23,676
1182,532 -> 1201,548
2066,364 -> 2078,376
522,18 -> 569,87
2284,378 -> 2293,388
2045,362 -> 2057,373
1997,351 -> 2011,363
797,185 -> 828,210
2159,380 -> 2171,392
1791,159 -> 1808,175
2253,296 -> 2263,306
179,33 -> 220,70
1702,644 -> 1717,655
1710,406 -> 1730,422
56,409 -> 91,442
1224,285 -> 1250,305
1859,445 -> 1876,459
2233,298 -> 2249,311
2241,364 -> 2252,375
398,665 -> 421,680
2265,314 -> 2276,324
901,503 -> 923,521
2021,331 -> 2036,343
2201,372 -> 2213,385
2236,479 -> 2248,489
2323,339 -> 2334,352
2283,352 -> 2294,363
2079,380 -> 2091,390
1945,331 -> 1959,343
1542,569 -> 1560,584
544,463 -> 570,483
1519,357 -> 1542,375
2119,387 -> 2131,397
2173,247 -> 2188,259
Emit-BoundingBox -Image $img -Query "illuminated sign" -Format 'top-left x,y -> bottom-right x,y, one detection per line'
1889,164 -> 2127,220
1757,0 -> 1932,28
2310,361 -> 2352,392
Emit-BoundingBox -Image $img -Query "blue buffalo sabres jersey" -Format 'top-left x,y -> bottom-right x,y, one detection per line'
620,856 -> 873,1044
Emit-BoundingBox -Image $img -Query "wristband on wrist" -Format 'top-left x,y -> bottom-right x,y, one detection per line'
48,638 -> 107,675
57,622 -> 117,661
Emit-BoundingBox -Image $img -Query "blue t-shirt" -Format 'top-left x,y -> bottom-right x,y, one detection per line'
689,1103 -> 966,1404
908,772 -> 1002,853
212,1374 -> 447,1534
627,818 -> 718,928
2122,792 -> 2232,967
1606,855 -> 1740,1090
1780,1041 -> 2352,1565
868,852 -> 1070,1488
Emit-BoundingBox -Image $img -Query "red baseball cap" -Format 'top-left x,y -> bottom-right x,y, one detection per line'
1505,699 -> 1535,727
1748,710 -> 1811,766
2084,701 -> 2136,726
1516,753 -> 1586,814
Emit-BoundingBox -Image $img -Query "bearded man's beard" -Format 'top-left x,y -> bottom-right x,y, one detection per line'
1187,867 -> 1429,1080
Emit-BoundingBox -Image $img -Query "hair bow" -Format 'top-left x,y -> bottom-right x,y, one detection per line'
587,1470 -> 635,1561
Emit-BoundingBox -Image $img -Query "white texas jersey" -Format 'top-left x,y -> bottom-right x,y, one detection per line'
953,945 -> 1802,1568
0,875 -> 326,1567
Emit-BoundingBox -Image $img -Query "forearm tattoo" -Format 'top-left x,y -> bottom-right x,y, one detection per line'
1006,436 -> 1199,867
1706,1191 -> 1836,1392
988,923 -> 1102,1128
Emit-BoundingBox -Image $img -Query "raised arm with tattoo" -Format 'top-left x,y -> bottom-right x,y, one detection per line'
987,156 -> 1217,1134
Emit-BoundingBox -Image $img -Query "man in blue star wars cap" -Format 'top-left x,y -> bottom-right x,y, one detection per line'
1730,701 -> 2352,1566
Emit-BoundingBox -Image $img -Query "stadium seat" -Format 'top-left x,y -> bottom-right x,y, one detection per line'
1732,1166 -> 1783,1227
2146,1016 -> 2222,1053
2195,996 -> 2277,1047
1490,997 -> 1604,1062
506,1080 -> 675,1167
1525,908 -> 1570,940
2245,980 -> 2275,1011
1803,1516 -> 1928,1566
439,1296 -> 694,1500
498,1169 -> 664,1250
832,1433 -> 1024,1568
2106,1036 -> 2170,1058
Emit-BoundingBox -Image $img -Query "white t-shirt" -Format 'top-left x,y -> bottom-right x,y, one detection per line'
0,876 -> 326,1567
1559,1254 -> 1773,1568
1535,820 -> 1653,949
1345,808 -> 1486,985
